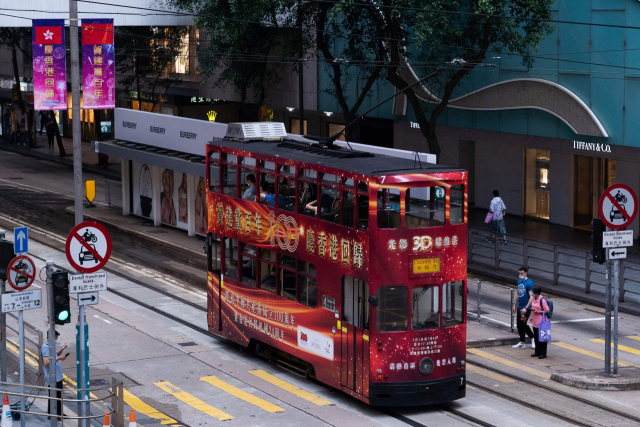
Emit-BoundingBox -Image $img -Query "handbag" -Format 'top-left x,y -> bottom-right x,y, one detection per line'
538,312 -> 551,343
484,212 -> 493,223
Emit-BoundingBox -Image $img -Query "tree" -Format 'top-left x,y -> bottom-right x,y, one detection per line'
115,26 -> 187,112
0,28 -> 31,115
167,0 -> 301,121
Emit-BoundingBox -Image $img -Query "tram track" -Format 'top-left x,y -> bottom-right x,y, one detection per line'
466,360 -> 640,426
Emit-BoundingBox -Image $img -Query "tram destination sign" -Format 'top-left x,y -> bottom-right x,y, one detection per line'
603,230 -> 633,248
412,257 -> 441,274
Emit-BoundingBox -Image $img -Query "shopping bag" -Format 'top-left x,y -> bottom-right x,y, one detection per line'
538,313 -> 551,342
484,212 -> 493,223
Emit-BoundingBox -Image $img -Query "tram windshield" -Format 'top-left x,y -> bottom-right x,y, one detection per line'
376,286 -> 408,331
405,186 -> 445,228
412,285 -> 440,330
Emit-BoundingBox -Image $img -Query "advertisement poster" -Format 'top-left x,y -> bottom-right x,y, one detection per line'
195,176 -> 207,235
160,168 -> 188,230
132,162 -> 154,218
82,18 -> 115,109
32,19 -> 67,110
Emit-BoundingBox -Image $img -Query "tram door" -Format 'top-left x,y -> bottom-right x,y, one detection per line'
341,276 -> 370,397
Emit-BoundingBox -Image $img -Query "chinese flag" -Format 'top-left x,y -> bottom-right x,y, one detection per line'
82,23 -> 114,45
35,26 -> 62,44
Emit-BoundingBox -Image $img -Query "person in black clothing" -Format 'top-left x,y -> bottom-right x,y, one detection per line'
38,111 -> 49,134
45,120 -> 56,149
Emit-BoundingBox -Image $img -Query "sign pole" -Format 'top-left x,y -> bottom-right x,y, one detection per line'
69,0 -> 83,227
18,309 -> 25,427
604,232 -> 611,376
0,276 -> 5,384
613,258 -> 620,374
77,305 -> 89,427
46,261 -> 58,427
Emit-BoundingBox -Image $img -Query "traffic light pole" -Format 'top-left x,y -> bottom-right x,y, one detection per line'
46,261 -> 58,427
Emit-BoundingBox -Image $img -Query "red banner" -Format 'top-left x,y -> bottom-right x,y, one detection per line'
34,26 -> 63,44
82,22 -> 113,45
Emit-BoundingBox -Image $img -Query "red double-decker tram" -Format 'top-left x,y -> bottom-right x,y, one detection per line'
205,123 -> 467,406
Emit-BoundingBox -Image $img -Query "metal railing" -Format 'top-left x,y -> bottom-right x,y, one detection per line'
468,279 -> 516,332
468,228 -> 640,302
0,377 -> 124,427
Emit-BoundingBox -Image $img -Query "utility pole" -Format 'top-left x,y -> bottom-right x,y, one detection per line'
297,0 -> 304,135
46,261 -> 58,427
70,0 -> 83,226
0,230 -> 6,384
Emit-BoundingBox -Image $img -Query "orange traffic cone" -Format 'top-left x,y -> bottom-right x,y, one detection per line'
102,411 -> 110,427
1,393 -> 12,427
128,409 -> 137,427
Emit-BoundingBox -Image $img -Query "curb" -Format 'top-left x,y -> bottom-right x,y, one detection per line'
550,367 -> 640,391
0,143 -> 121,181
468,264 -> 640,317
467,337 -> 521,349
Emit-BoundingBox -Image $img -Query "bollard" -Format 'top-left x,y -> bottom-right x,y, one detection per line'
477,280 -> 482,321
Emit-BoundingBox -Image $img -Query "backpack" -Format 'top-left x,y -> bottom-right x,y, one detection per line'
541,297 -> 553,319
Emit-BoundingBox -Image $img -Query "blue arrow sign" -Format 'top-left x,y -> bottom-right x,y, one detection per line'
14,227 -> 28,254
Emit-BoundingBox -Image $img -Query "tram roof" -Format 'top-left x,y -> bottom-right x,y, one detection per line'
210,138 -> 463,177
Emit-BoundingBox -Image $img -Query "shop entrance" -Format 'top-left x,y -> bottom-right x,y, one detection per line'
573,155 -> 615,229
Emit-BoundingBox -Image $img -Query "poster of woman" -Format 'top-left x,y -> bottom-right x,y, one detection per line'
195,176 -> 207,235
161,169 -> 177,226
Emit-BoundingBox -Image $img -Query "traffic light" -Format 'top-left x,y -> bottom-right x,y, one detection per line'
0,240 -> 13,281
591,218 -> 606,264
52,271 -> 71,325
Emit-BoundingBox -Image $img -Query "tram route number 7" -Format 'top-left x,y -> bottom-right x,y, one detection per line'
1,289 -> 43,313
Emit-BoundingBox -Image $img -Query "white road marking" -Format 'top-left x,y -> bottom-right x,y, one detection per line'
94,315 -> 112,324
551,317 -> 606,324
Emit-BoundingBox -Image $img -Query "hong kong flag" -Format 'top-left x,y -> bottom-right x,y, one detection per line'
82,19 -> 114,45
34,26 -> 62,44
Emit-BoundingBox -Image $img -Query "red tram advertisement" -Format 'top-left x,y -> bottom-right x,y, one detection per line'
205,122 -> 467,406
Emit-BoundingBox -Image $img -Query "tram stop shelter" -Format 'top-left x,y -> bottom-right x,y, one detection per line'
92,108 -> 435,239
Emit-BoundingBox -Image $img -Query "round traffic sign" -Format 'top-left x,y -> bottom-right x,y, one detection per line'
65,221 -> 112,274
7,255 -> 36,291
599,184 -> 638,230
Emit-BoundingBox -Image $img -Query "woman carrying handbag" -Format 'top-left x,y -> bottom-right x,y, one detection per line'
530,286 -> 551,359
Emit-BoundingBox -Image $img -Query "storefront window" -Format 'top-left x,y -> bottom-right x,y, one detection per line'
524,148 -> 550,219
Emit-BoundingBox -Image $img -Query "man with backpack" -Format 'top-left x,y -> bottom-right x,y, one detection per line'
512,267 -> 535,349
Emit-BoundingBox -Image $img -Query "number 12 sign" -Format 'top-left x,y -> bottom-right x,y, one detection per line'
1,289 -> 42,313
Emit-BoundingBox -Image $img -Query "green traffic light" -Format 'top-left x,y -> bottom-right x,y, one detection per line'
57,310 -> 70,322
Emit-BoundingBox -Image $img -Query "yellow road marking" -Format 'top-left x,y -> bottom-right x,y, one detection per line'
627,336 -> 640,342
590,339 -> 640,357
467,348 -> 551,379
249,370 -> 332,405
154,381 -> 233,421
200,376 -> 285,413
552,342 -> 635,367
124,388 -> 180,425
466,364 -> 514,383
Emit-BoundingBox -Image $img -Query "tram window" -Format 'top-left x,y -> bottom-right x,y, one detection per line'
259,174 -> 276,206
279,254 -> 297,269
443,281 -> 464,326
259,262 -> 276,294
299,276 -> 317,308
301,169 -> 317,180
377,189 -> 401,229
376,286 -> 408,332
222,165 -> 238,198
259,160 -> 276,172
278,177 -> 296,212
224,154 -> 237,164
241,157 -> 256,167
281,165 -> 296,177
450,185 -> 465,225
357,182 -> 369,231
299,182 -> 317,216
322,173 -> 339,185
298,261 -> 317,276
241,244 -> 256,287
240,169 -> 257,201
223,238 -> 238,280
412,286 -> 440,330
280,269 -> 296,301
259,248 -> 276,261
343,177 -> 354,190
342,191 -> 354,228
406,187 -> 445,228
343,276 -> 369,329
320,186 -> 340,224
208,152 -> 219,192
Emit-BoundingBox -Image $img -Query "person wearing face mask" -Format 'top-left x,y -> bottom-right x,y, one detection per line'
512,266 -> 535,349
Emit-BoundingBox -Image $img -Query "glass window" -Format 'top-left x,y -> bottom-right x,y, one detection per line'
343,177 -> 354,190
376,286 -> 408,332
224,154 -> 237,164
443,281 -> 464,326
342,191 -> 354,228
301,168 -> 317,181
298,261 -> 317,276
357,193 -> 369,231
450,185 -> 465,225
222,165 -> 237,198
377,188 -> 401,229
241,157 -> 256,167
291,118 -> 307,135
299,276 -> 317,307
322,173 -> 339,185
281,165 -> 296,177
241,253 -> 256,287
259,160 -> 276,172
259,174 -> 276,206
280,269 -> 296,301
405,187 -> 445,228
208,152 -> 219,192
259,248 -> 276,261
223,238 -> 238,279
343,276 -> 369,329
279,254 -> 297,270
320,186 -> 340,223
412,286 -> 439,330
299,181 -> 316,215
524,148 -> 550,219
240,169 -> 257,201
328,123 -> 346,141
259,262 -> 276,294
278,176 -> 296,211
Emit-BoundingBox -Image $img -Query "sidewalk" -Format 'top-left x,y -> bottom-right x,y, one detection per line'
0,133 -> 121,180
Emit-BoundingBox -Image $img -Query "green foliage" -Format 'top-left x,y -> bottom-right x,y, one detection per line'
115,26 -> 188,111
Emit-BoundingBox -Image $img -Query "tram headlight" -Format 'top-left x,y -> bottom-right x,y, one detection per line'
418,357 -> 434,376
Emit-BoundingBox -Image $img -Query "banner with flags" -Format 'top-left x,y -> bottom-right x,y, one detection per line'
82,18 -> 115,109
32,19 -> 67,110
